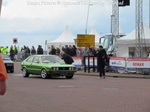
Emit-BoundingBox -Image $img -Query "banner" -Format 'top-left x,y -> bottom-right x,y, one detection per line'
72,56 -> 82,69
109,57 -> 126,70
126,58 -> 150,72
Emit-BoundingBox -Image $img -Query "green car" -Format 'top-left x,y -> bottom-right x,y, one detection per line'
21,55 -> 77,79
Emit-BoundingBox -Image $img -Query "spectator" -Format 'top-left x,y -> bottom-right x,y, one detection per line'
97,45 -> 107,79
37,45 -> 43,54
60,51 -> 74,64
31,46 -> 36,55
49,45 -> 56,55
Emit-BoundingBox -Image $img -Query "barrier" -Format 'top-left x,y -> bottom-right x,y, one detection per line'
15,53 -> 150,74
72,56 -> 150,74
126,58 -> 150,74
109,57 -> 126,71
72,56 -> 82,69
84,56 -> 97,73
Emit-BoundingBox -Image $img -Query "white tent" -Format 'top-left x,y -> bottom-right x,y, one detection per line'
48,25 -> 76,48
89,26 -> 101,46
116,24 -> 150,57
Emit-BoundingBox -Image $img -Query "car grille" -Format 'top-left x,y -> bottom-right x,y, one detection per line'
5,63 -> 13,66
5,63 -> 14,69
59,67 -> 69,70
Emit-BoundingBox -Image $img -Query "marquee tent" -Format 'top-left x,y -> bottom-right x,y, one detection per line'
48,25 -> 76,48
89,26 -> 102,46
116,24 -> 150,57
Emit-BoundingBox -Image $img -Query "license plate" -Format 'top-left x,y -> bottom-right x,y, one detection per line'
7,64 -> 13,66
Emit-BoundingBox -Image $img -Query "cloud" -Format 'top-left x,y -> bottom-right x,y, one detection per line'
0,0 -> 149,49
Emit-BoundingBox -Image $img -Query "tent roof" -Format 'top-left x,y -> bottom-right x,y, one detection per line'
117,24 -> 150,44
89,26 -> 101,43
50,25 -> 76,43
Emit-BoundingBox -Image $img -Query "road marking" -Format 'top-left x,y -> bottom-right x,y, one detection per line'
103,88 -> 119,91
58,85 -> 75,88
8,74 -> 22,76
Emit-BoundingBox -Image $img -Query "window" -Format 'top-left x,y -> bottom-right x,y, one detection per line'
33,57 -> 39,63
26,56 -> 34,62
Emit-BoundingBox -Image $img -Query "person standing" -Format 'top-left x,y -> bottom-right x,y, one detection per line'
37,45 -> 43,54
0,54 -> 8,95
97,45 -> 107,78
31,46 -> 36,55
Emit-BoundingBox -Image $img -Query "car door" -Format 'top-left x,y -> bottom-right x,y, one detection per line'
30,56 -> 42,75
25,56 -> 34,73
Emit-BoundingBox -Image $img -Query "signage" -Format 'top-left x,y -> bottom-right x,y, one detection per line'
77,34 -> 95,47
13,38 -> 18,44
118,0 -> 130,7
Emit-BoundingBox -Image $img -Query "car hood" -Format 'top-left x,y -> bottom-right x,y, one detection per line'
3,59 -> 14,63
44,62 -> 75,67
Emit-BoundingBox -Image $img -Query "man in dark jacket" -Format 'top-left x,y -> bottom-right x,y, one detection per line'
37,45 -> 43,54
60,51 -> 74,64
97,45 -> 107,78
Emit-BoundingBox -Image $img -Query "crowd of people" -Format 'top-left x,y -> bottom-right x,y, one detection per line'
0,44 -> 109,95
1,44 -> 109,78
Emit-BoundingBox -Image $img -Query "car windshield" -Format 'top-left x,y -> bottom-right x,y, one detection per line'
41,55 -> 64,63
1,54 -> 11,60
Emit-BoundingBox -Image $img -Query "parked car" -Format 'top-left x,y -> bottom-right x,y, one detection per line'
21,55 -> 77,79
0,53 -> 14,73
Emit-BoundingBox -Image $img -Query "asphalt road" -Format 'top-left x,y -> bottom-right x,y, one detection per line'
0,62 -> 150,112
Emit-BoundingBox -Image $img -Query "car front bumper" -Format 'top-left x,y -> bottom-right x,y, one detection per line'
51,70 -> 77,74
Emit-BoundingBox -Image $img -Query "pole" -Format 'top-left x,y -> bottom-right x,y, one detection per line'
85,0 -> 91,34
45,40 -> 47,54
0,0 -> 2,16
149,0 -> 150,28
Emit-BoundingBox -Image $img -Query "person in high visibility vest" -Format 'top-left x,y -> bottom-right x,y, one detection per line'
0,54 -> 8,95
13,45 -> 18,55
4,46 -> 9,54
1,46 -> 5,54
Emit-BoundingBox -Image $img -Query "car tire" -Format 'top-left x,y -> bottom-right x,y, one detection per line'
65,74 -> 74,79
41,69 -> 48,79
22,68 -> 29,77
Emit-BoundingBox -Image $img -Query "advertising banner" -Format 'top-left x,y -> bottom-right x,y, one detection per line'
72,56 -> 82,69
126,58 -> 150,72
109,57 -> 126,70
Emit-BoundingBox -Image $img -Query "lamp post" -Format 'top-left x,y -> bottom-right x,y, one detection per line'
85,0 -> 92,34
0,0 -> 2,16
111,15 -> 115,34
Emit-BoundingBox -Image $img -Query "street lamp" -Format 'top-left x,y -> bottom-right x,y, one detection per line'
85,0 -> 93,34
111,15 -> 115,34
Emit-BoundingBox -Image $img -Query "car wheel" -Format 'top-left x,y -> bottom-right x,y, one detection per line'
22,68 -> 29,77
41,69 -> 48,79
65,74 -> 74,79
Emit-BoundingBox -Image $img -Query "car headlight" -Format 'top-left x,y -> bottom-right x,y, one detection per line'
53,67 -> 59,70
69,67 -> 72,70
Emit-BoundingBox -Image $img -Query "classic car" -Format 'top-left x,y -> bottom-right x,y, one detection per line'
1,53 -> 14,73
21,55 -> 77,79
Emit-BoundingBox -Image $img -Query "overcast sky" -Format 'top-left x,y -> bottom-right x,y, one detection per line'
0,0 -> 149,49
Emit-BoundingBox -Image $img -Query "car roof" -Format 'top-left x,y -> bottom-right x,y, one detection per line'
31,55 -> 57,56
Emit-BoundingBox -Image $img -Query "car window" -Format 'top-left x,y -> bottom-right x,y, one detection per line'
33,56 -> 39,63
1,54 -> 11,60
41,55 -> 64,63
26,56 -> 34,62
